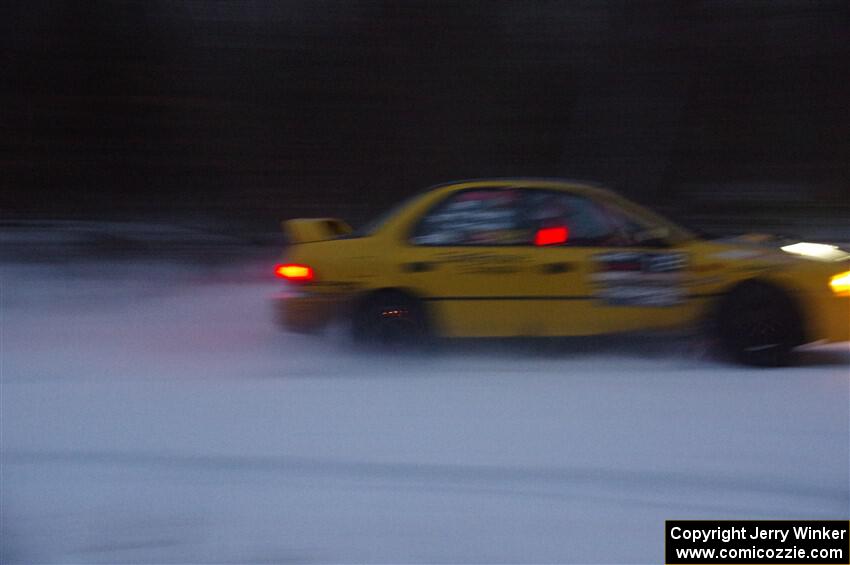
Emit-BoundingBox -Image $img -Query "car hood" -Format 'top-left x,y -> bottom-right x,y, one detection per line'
708,233 -> 850,263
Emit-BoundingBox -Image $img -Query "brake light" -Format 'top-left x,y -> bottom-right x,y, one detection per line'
274,263 -> 314,282
535,226 -> 569,246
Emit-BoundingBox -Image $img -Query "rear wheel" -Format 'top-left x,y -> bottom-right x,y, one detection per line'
352,291 -> 429,349
716,281 -> 802,367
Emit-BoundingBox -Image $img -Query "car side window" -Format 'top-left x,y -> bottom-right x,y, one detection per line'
525,190 -> 622,246
410,189 -> 527,246
597,203 -> 652,245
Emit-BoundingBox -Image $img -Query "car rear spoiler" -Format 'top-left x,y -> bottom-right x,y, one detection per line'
282,218 -> 353,244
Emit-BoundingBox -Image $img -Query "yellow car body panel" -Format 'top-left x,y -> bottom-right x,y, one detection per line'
277,179 -> 849,344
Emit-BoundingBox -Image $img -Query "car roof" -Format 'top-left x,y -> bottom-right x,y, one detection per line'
425,177 -> 614,198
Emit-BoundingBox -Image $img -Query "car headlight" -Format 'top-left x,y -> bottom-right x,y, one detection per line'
829,271 -> 850,296
781,242 -> 850,261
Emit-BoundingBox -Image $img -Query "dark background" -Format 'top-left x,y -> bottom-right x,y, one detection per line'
4,0 -> 849,230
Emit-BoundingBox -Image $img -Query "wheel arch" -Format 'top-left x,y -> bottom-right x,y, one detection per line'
350,286 -> 435,330
353,286 -> 428,305
709,277 -> 808,347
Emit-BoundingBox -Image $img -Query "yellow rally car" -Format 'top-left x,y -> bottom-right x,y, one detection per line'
274,179 -> 850,366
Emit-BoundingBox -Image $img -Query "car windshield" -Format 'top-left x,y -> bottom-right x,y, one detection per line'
600,192 -> 699,244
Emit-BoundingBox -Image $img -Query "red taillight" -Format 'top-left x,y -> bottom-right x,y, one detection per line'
274,263 -> 314,282
534,226 -> 569,246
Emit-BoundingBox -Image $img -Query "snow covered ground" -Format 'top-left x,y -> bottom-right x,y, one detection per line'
2,258 -> 848,563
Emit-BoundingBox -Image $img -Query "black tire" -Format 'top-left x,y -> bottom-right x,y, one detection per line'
716,281 -> 802,367
352,290 -> 429,349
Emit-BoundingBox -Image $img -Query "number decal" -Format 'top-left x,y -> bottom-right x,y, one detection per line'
592,252 -> 688,306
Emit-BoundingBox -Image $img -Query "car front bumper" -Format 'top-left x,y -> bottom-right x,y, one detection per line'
805,294 -> 850,344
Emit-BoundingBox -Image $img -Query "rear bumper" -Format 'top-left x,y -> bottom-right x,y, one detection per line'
273,290 -> 346,333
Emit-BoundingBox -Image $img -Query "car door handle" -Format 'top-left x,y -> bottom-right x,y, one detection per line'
402,261 -> 435,273
540,262 -> 573,274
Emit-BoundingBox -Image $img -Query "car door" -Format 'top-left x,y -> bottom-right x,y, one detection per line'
519,189 -> 696,336
396,187 -> 541,337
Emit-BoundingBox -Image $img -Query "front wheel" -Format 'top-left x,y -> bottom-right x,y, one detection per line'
716,282 -> 802,367
352,291 -> 429,349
